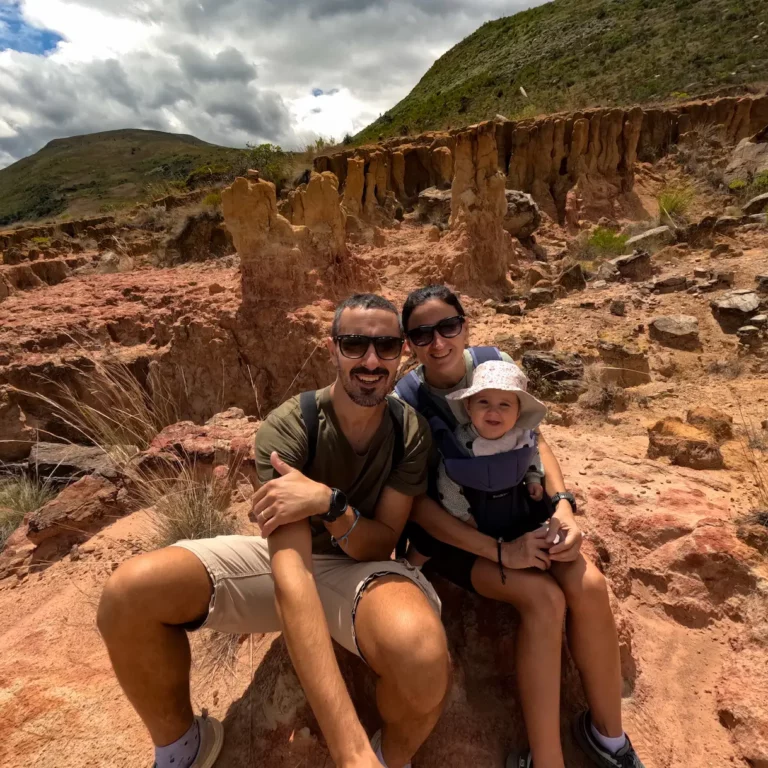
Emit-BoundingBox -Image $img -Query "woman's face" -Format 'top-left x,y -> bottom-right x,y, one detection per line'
405,298 -> 468,384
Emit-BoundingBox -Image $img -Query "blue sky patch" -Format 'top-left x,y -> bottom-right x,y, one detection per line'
0,2 -> 63,54
312,87 -> 324,96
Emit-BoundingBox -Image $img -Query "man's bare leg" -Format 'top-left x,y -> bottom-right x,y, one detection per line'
550,555 -> 623,738
471,559 -> 566,768
97,547 -> 212,746
354,576 -> 451,768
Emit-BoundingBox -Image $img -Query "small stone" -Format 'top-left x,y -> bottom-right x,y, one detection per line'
756,275 -> 768,295
494,301 -> 523,317
649,315 -> 700,350
737,325 -> 762,346
608,299 -> 627,317
751,314 -> 767,328
426,225 -> 441,243
70,545 -> 80,562
208,283 -> 225,295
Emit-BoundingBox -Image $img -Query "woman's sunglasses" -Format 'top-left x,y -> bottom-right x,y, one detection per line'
334,335 -> 404,360
406,315 -> 465,347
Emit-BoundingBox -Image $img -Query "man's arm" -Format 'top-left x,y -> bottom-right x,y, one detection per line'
268,520 -> 377,768
323,485 -> 413,561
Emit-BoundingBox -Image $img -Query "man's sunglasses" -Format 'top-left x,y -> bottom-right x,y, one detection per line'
406,315 -> 465,347
334,335 -> 404,360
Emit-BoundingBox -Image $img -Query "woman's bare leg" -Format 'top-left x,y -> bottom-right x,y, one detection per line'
471,559 -> 566,768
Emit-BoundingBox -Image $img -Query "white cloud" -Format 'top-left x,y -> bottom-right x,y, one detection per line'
0,0 -> 546,168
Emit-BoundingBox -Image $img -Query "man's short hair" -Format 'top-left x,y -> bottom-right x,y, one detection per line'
331,293 -> 403,337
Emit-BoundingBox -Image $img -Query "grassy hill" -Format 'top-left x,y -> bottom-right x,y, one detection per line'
357,0 -> 768,143
0,129 -> 250,226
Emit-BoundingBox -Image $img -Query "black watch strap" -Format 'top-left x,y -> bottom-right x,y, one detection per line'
551,491 -> 576,512
322,488 -> 348,522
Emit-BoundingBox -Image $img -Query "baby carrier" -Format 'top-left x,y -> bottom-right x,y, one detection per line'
395,347 -> 541,540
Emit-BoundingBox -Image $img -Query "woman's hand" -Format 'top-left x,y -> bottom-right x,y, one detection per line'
546,504 -> 583,562
500,528 -> 552,571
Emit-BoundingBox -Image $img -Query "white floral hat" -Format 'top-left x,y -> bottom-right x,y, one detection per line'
446,360 -> 547,430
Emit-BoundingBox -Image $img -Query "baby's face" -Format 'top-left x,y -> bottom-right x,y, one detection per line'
465,389 -> 520,440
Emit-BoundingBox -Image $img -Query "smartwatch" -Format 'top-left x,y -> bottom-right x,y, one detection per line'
322,488 -> 349,522
551,491 -> 577,513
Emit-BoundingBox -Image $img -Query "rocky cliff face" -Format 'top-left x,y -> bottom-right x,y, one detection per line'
316,94 -> 768,223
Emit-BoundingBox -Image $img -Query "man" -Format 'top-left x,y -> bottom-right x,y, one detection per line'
97,293 -> 451,768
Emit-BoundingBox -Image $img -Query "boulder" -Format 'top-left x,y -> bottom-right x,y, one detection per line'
556,263 -> 587,292
28,442 -> 123,481
647,418 -> 724,470
651,275 -> 688,294
710,290 -> 760,334
649,315 -> 701,350
743,191 -> 768,215
597,341 -> 651,387
522,350 -> 585,402
418,187 -> 452,225
492,301 -> 523,317
503,190 -> 541,239
431,146 -> 453,189
610,250 -> 652,281
737,325 -> 762,347
724,131 -> 768,184
756,274 -> 768,295
596,260 -> 620,282
686,406 -> 733,442
525,287 -> 555,310
526,262 -> 550,287
624,226 -> 674,252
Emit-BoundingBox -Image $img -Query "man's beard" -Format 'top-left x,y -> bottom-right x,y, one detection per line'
340,365 -> 393,407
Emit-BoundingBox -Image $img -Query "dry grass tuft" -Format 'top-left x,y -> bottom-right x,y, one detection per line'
17,355 -> 241,549
658,184 -> 696,226
737,404 -> 768,526
706,358 -> 744,379
0,476 -> 56,549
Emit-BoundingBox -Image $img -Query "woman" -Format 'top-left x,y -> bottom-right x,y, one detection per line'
397,285 -> 644,768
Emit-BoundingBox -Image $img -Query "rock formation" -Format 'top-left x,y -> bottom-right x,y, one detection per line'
223,171 -> 365,309
315,94 -> 768,225
440,122 -> 512,286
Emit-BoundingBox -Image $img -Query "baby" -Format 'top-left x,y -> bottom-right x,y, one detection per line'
408,360 -> 552,566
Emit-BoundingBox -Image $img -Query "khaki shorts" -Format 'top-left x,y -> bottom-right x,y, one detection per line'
173,535 -> 441,660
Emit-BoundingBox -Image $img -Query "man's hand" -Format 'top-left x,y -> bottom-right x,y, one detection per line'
250,452 -> 332,537
546,503 -> 583,561
527,482 -> 544,501
500,528 -> 552,571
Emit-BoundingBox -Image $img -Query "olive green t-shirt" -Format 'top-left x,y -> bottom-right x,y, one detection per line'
255,386 -> 431,554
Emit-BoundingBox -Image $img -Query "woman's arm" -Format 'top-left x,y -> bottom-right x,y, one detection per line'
411,494 -> 498,562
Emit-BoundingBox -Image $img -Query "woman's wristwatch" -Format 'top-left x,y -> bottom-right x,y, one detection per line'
322,488 -> 348,522
550,491 -> 577,514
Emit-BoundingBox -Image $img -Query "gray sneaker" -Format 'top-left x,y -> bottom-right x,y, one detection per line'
573,710 -> 645,768
505,749 -> 533,768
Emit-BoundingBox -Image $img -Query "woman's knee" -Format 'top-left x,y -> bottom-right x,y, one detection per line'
558,558 -> 610,611
516,574 -> 566,625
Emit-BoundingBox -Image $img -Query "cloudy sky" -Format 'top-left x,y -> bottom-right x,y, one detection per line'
0,0 -> 546,168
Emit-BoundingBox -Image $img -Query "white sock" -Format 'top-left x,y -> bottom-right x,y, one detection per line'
591,722 -> 627,754
375,742 -> 411,768
154,719 -> 200,768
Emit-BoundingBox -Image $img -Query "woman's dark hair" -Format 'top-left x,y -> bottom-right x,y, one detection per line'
401,285 -> 465,331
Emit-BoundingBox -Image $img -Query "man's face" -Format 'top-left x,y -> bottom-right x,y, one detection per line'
327,307 -> 402,407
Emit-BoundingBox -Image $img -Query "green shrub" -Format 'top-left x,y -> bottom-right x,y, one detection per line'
31,236 -> 51,245
728,179 -> 748,191
203,191 -> 222,208
586,227 -> 629,255
658,184 -> 695,224
752,171 -> 768,195
343,133 -> 353,145
240,143 -> 292,192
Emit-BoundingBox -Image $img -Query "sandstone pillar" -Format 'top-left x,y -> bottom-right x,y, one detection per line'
341,157 -> 365,217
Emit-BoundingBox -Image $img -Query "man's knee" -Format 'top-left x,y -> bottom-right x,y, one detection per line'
97,548 -> 211,640
358,578 -> 450,713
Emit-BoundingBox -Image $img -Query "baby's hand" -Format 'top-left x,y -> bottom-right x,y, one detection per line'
527,482 -> 544,501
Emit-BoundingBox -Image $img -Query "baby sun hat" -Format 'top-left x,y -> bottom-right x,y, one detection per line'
446,360 -> 548,430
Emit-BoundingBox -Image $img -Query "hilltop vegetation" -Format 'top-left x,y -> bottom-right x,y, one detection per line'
357,0 -> 768,143
0,130 -> 301,226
